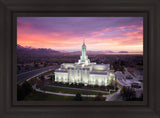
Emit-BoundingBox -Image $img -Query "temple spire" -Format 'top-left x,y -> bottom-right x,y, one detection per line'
83,34 -> 85,44
78,35 -> 90,65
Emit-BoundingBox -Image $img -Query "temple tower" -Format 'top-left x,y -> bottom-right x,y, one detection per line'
78,35 -> 90,65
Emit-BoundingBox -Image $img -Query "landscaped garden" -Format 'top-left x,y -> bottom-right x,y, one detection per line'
24,91 -> 95,101
17,69 -> 118,101
36,85 -> 109,95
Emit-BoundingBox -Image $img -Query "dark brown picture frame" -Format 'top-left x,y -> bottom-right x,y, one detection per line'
0,0 -> 160,118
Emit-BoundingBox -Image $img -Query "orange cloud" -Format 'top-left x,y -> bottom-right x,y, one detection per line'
17,23 -> 143,52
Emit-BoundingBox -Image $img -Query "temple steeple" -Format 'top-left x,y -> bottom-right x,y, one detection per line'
82,34 -> 86,58
78,35 -> 90,65
83,34 -> 85,44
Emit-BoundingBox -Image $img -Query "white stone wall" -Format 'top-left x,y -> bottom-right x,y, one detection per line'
55,72 -> 68,83
55,71 -> 115,86
55,70 -> 115,86
89,74 -> 108,86
81,69 -> 89,85
68,68 -> 90,84
68,69 -> 74,84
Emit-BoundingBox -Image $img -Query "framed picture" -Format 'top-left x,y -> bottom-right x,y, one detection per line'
16,16 -> 144,103
0,0 -> 160,118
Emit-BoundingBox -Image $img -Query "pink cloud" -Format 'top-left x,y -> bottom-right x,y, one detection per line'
17,20 -> 143,52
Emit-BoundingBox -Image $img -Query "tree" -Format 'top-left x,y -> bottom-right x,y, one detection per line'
115,82 -> 118,90
120,60 -> 125,66
95,93 -> 105,101
74,93 -> 82,101
17,81 -> 33,101
40,75 -> 45,80
22,81 -> 33,95
50,75 -> 55,82
34,63 -> 38,68
17,85 -> 25,101
120,87 -> 136,100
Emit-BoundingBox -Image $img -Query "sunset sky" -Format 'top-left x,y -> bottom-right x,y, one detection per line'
17,17 -> 143,53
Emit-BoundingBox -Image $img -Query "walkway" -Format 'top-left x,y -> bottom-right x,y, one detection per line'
105,87 -> 121,101
32,84 -> 121,100
32,84 -> 96,97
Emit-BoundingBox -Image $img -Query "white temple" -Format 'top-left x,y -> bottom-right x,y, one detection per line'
54,36 -> 115,86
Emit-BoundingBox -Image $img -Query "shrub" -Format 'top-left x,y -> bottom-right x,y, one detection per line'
95,93 -> 105,101
74,93 -> 82,101
17,81 -> 33,101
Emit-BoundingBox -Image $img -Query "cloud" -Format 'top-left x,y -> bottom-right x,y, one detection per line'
17,17 -> 143,52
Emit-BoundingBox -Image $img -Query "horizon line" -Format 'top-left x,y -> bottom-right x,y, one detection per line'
17,44 -> 143,53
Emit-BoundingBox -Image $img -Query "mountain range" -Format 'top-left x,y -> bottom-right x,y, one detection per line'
17,44 -> 129,55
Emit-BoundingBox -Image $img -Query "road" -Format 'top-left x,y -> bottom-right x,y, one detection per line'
17,65 -> 58,83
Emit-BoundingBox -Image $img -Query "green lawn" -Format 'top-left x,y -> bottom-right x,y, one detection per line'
41,70 -> 54,76
28,77 -> 37,85
24,91 -> 95,101
39,86 -> 109,95
110,90 -> 118,94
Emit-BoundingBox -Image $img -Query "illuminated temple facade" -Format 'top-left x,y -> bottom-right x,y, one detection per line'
54,38 -> 115,86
